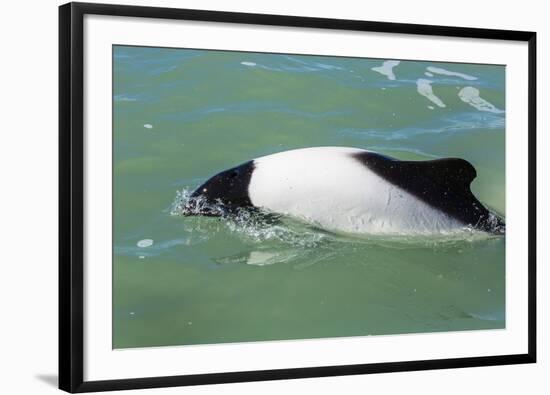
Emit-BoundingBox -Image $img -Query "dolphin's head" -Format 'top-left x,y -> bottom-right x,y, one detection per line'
183,160 -> 255,216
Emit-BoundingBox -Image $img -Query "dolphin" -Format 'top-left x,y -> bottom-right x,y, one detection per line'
182,147 -> 505,235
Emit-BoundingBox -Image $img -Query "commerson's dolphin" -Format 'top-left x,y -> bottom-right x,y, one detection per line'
182,147 -> 505,235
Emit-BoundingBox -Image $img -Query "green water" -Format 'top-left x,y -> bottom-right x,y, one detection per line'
113,45 -> 505,348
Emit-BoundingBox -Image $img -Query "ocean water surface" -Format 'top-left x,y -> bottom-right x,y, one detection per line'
113,46 -> 505,348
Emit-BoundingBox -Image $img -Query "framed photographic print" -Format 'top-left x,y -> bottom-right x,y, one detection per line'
59,2 -> 536,393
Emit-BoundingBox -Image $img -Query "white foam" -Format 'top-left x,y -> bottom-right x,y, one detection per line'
143,124 -> 153,129
458,87 -> 504,113
137,239 -> 154,248
371,60 -> 400,80
428,106 -> 435,110
416,79 -> 446,108
426,66 -> 477,81
241,61 -> 256,67
424,72 -> 434,77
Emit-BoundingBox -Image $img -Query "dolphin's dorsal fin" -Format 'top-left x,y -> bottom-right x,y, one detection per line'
353,152 -> 491,227
402,157 -> 477,193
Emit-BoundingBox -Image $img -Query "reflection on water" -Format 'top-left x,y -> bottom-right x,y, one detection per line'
113,46 -> 505,348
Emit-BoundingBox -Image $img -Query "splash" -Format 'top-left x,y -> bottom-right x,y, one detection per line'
170,188 -> 226,217
171,188 -> 329,248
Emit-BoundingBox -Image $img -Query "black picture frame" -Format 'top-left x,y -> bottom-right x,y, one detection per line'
59,2 -> 537,393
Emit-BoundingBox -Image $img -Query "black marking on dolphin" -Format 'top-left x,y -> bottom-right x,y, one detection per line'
184,160 -> 255,216
352,151 -> 505,234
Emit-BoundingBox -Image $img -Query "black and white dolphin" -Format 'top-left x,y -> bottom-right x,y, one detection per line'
183,147 -> 505,235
